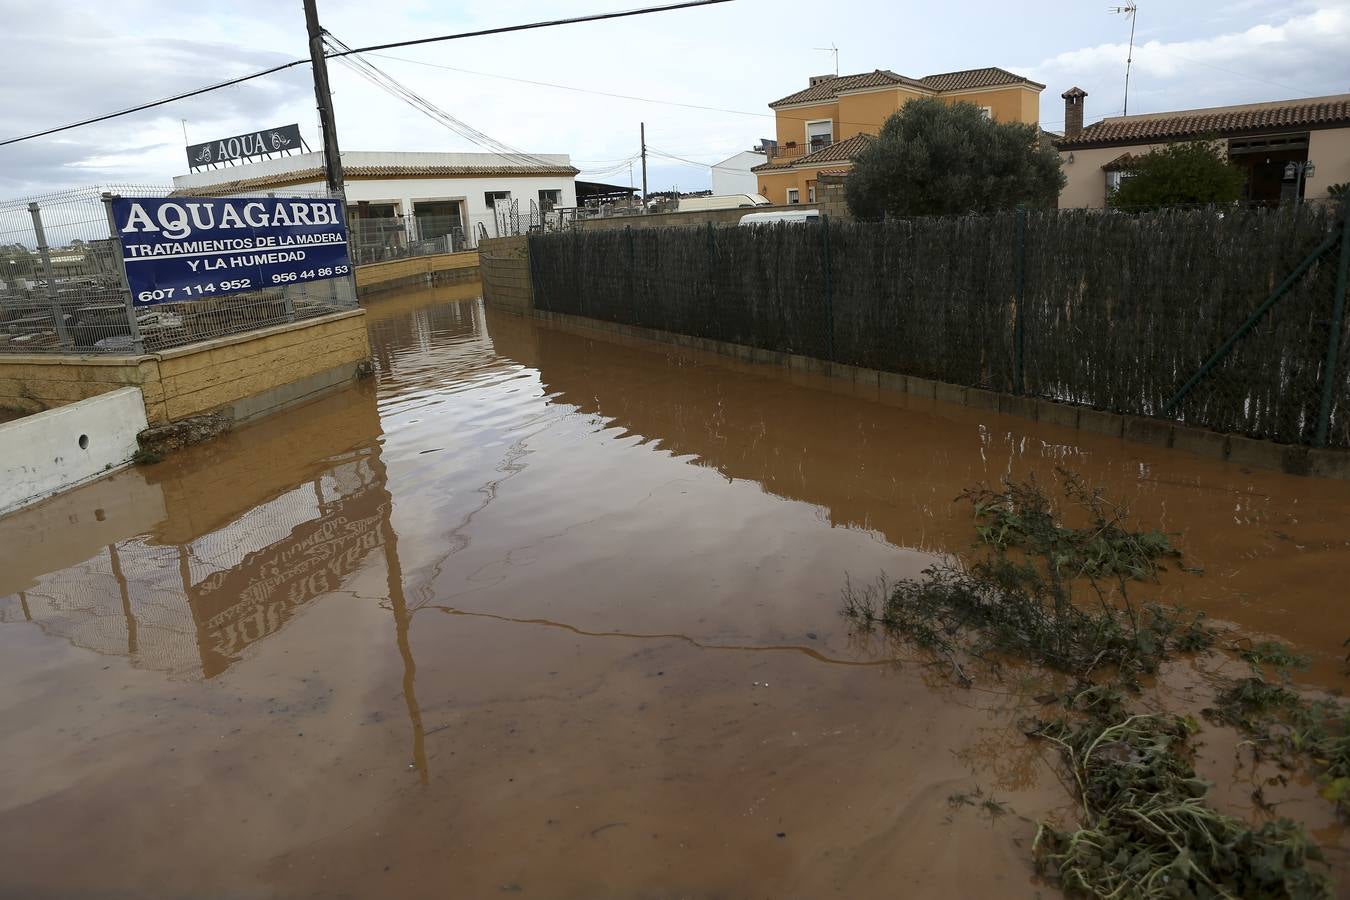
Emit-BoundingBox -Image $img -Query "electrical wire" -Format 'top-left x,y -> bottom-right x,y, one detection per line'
324,33 -> 563,169
323,0 -> 731,59
647,146 -> 754,172
0,59 -> 309,147
0,0 -> 732,149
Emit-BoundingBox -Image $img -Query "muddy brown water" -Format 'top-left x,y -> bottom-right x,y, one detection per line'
3,282 -> 1350,899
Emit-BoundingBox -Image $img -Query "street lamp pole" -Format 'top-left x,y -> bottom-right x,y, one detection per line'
1284,160 -> 1316,206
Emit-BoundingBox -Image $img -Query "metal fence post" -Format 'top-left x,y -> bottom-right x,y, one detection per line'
27,202 -> 72,347
705,222 -> 716,335
822,215 -> 835,360
1013,207 -> 1027,395
1314,210 -> 1350,447
100,193 -> 143,354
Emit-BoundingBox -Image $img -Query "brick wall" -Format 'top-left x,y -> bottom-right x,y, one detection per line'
355,250 -> 480,294
480,235 -> 535,313
0,310 -> 371,425
816,173 -> 850,219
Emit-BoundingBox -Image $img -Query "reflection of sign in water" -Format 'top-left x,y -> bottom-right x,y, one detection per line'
188,481 -> 387,678
112,196 -> 351,306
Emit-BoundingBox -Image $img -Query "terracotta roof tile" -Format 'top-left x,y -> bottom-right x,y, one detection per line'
174,163 -> 579,196
768,66 -> 1043,108
1056,95 -> 1350,148
750,135 -> 872,173
796,133 -> 872,164
769,70 -> 909,108
918,66 -> 1046,92
1101,152 -> 1140,171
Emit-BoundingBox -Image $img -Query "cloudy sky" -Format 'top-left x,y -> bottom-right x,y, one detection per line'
2,0 -> 1348,198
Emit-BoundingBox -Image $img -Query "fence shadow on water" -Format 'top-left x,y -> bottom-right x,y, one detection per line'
528,202 -> 1350,449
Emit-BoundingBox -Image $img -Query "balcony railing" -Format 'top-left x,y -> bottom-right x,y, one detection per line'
766,136 -> 834,162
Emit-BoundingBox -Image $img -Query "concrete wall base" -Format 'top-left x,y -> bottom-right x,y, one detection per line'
0,386 -> 147,517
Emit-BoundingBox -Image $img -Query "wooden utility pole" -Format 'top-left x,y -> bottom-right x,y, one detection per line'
303,0 -> 346,194
640,122 -> 648,210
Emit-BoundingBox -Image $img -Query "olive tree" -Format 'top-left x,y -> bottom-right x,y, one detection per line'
845,98 -> 1065,219
1107,139 -> 1246,210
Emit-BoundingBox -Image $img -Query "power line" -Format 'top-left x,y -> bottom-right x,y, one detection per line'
324,0 -> 731,59
324,33 -> 561,169
0,59 -> 309,147
0,0 -> 733,149
369,53 -> 925,133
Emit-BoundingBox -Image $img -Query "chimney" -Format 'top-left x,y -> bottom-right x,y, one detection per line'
809,74 -> 836,87
1062,87 -> 1087,140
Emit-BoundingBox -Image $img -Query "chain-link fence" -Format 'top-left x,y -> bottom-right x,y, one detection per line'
528,200 -> 1350,448
349,214 -> 473,265
0,184 -> 358,355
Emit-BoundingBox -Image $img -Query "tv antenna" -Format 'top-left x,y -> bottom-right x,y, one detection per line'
1109,4 -> 1138,115
814,44 -> 839,77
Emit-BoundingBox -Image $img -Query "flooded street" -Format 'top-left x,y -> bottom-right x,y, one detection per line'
4,283 -> 1350,899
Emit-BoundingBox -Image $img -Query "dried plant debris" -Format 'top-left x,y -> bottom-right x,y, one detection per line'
1033,689 -> 1331,900
1207,677 -> 1350,820
842,472 -> 1340,897
843,470 -> 1213,687
964,471 -> 1181,581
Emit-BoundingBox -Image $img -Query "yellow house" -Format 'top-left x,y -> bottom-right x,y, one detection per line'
752,67 -> 1046,205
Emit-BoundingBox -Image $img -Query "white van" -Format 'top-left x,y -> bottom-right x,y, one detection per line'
738,209 -> 822,226
678,193 -> 772,212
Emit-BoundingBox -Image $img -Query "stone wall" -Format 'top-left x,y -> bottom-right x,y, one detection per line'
815,173 -> 850,219
479,235 -> 534,313
355,250 -> 480,294
0,310 -> 371,425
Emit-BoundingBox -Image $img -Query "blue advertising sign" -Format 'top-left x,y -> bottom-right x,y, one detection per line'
111,196 -> 351,306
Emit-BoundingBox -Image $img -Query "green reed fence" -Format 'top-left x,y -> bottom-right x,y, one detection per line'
528,204 -> 1350,449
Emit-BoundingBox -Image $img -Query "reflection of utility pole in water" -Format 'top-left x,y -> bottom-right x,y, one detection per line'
108,543 -> 138,656
368,446 -> 428,785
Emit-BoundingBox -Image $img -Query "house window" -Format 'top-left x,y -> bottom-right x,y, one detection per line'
538,189 -> 562,212
787,188 -> 800,205
808,183 -> 817,203
484,190 -> 511,209
1105,170 -> 1134,193
806,120 -> 833,151
979,106 -> 993,120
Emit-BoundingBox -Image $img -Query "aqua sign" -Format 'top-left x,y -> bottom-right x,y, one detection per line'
111,196 -> 351,306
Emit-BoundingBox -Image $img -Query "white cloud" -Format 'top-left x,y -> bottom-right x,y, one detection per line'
1029,5 -> 1350,124
3,1 -> 1349,198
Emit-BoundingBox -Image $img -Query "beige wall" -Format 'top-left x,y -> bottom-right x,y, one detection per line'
1307,128 -> 1350,200
152,311 -> 369,423
0,357 -> 154,417
479,236 -> 534,314
774,102 -> 838,148
941,86 -> 1039,123
837,88 -> 928,139
355,250 -> 480,292
0,311 -> 371,425
756,166 -> 852,206
1058,142 -> 1162,208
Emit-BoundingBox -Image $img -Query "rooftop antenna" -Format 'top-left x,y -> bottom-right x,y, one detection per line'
813,44 -> 839,78
1109,4 -> 1138,115
181,118 -> 189,145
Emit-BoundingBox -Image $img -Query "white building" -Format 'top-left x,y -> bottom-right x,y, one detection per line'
171,150 -> 578,250
710,150 -> 767,196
